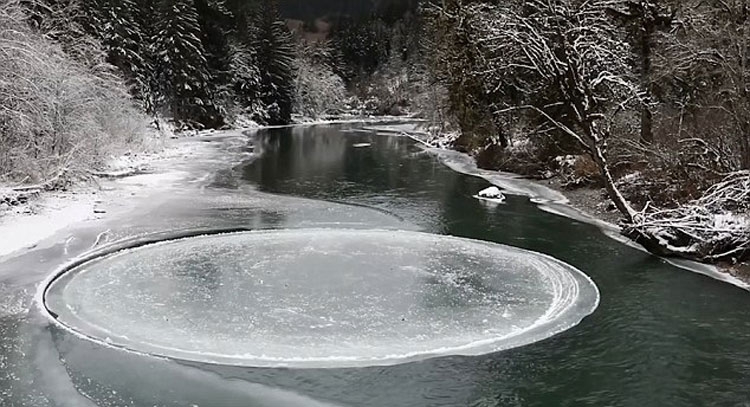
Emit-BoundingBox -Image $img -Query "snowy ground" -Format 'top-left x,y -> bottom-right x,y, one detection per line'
0,129 -> 250,260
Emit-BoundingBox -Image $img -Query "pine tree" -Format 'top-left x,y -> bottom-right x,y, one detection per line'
228,38 -> 263,114
200,0 -> 262,116
251,0 -> 296,125
224,0 -> 253,40
82,0 -> 147,97
152,0 -> 223,128
195,0 -> 234,105
331,16 -> 388,83
132,0 -> 159,115
422,0 -> 506,151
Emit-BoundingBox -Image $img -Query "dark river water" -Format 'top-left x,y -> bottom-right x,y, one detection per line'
1,124 -> 750,406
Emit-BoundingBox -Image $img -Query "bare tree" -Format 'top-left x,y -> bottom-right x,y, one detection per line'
619,0 -> 750,261
0,0 -> 145,185
473,0 -> 642,220
421,0 -> 750,262
654,0 -> 750,171
293,41 -> 347,119
607,1 -> 674,144
421,0 -> 508,152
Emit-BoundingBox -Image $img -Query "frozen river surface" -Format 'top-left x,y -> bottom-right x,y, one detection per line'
45,229 -> 598,367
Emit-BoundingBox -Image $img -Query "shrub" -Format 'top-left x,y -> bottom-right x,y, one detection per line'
0,0 -> 146,185
293,43 -> 346,119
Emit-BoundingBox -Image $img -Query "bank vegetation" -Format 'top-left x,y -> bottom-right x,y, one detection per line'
418,0 -> 750,265
0,0 -> 145,187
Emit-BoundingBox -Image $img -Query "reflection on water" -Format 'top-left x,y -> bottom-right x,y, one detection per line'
242,126 -> 458,230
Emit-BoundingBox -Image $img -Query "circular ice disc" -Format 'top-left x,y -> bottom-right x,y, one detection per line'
44,229 -> 599,368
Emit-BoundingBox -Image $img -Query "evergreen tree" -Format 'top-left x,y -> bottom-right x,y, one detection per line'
214,0 -> 265,115
224,0 -> 253,40
195,0 -> 234,111
422,0 -> 506,151
131,0 -> 159,115
82,0 -> 147,97
152,0 -> 223,128
227,38 -> 263,114
330,16 -> 388,83
251,0 -> 296,125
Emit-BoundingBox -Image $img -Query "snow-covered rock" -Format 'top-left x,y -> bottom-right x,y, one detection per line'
479,186 -> 504,199
476,186 -> 506,203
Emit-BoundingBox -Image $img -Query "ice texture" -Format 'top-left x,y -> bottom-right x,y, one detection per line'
44,229 -> 599,368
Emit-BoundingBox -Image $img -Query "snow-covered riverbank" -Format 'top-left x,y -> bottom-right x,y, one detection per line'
391,123 -> 750,291
0,131 -> 250,260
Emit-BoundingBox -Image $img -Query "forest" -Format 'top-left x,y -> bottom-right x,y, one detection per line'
0,0 -> 748,267
417,0 -> 750,267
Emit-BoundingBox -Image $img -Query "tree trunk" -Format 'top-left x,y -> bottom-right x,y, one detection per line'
739,1 -> 750,169
586,123 -> 637,223
739,125 -> 750,169
640,104 -> 653,144
591,143 -> 636,223
639,26 -> 654,144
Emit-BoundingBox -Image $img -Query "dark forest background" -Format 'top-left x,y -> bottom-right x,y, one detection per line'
280,0 -> 374,19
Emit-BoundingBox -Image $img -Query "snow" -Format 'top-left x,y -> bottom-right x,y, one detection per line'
0,196 -> 95,258
713,213 -> 750,230
288,115 -> 424,127
629,171 -> 750,264
0,135 -> 225,260
428,147 -> 569,203
116,171 -> 190,188
233,115 -> 263,130
477,186 -> 506,200
555,155 -> 577,168
619,171 -> 643,184
474,186 -> 506,205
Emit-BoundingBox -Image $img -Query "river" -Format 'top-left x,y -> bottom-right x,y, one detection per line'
1,123 -> 749,406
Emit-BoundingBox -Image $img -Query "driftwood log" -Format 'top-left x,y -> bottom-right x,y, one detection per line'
623,171 -> 750,263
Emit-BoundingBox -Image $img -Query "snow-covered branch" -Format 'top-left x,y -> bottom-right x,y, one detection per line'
626,171 -> 750,261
